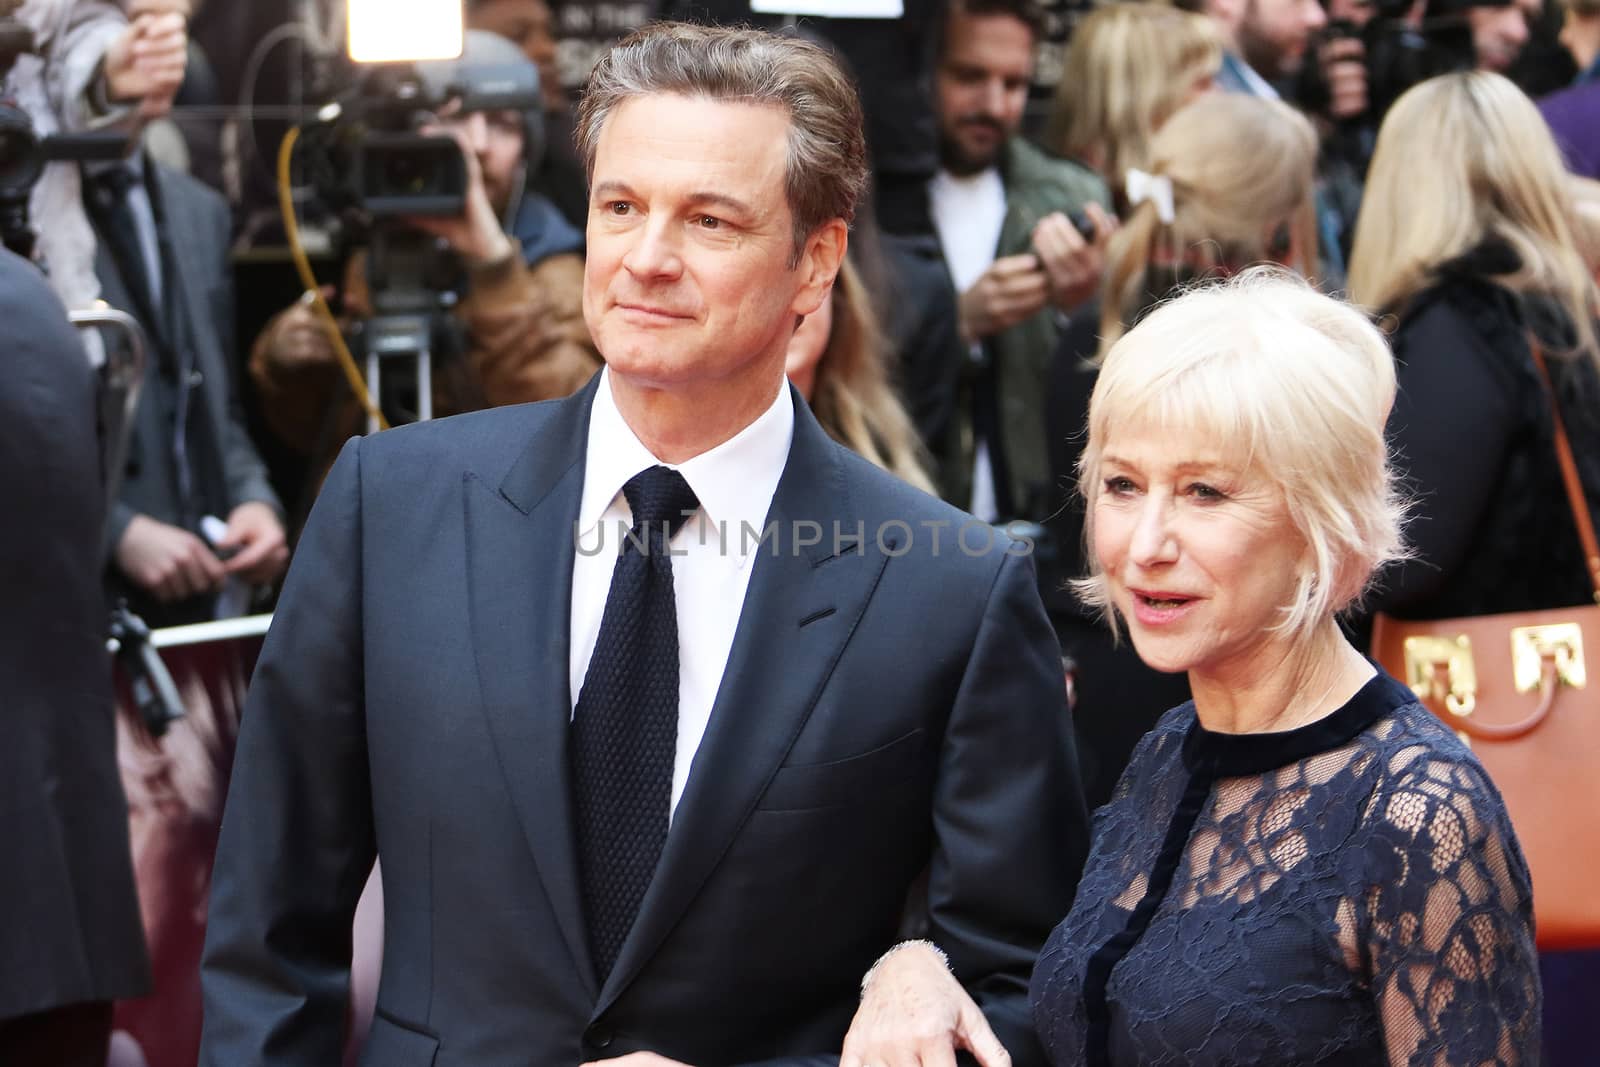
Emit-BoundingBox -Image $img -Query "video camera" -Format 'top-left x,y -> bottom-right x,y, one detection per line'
298,32 -> 543,223
290,25 -> 542,427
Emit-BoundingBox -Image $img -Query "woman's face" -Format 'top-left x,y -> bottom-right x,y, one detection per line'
784,293 -> 835,401
1092,421 -> 1309,687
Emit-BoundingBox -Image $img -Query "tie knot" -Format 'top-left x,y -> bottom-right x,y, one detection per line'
93,164 -> 139,200
623,465 -> 700,539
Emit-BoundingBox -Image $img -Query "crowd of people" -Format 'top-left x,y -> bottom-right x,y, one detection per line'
4,0 -> 1600,1064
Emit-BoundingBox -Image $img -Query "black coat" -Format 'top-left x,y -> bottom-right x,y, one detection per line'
1368,248 -> 1600,620
0,249 -> 149,1019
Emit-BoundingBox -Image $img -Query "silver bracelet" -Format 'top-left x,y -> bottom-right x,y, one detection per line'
859,939 -> 950,998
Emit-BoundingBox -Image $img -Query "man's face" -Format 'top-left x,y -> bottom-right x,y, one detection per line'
466,0 -> 565,111
584,94 -> 840,402
440,106 -> 525,214
1470,0 -> 1537,73
1238,0 -> 1327,79
935,12 -> 1035,176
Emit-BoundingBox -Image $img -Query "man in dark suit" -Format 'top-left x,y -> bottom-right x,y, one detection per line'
0,248 -> 150,1065
86,144 -> 287,628
200,23 -> 1087,1067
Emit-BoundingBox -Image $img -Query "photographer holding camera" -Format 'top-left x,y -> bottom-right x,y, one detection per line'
4,0 -> 187,311
249,29 -> 599,494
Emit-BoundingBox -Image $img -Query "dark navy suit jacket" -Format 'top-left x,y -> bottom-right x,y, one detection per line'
199,375 -> 1088,1066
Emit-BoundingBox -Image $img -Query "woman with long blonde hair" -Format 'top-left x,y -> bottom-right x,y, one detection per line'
1348,71 -> 1600,620
1041,91 -> 1320,808
1045,3 -> 1222,203
785,255 -> 936,494
1348,70 -> 1600,1053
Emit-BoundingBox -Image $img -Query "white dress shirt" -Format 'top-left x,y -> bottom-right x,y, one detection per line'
929,165 -> 1008,521
569,369 -> 795,816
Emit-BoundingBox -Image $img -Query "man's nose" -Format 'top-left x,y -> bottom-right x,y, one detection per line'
980,78 -> 1009,118
621,218 -> 683,280
1506,11 -> 1529,46
1303,0 -> 1327,31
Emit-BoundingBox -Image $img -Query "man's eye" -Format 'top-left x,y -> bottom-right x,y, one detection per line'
608,202 -> 632,216
698,215 -> 720,229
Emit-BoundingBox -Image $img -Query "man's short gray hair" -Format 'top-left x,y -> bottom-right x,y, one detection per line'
576,22 -> 869,262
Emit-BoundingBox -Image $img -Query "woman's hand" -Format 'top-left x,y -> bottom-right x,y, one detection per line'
841,942 -> 1012,1067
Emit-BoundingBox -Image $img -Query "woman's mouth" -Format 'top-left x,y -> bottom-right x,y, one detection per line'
1128,590 -> 1197,624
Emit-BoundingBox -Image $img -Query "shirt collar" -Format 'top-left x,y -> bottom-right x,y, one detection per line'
577,368 -> 795,556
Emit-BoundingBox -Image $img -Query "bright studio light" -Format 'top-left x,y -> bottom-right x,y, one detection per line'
347,0 -> 464,64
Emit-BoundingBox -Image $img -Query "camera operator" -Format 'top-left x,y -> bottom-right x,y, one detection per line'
5,0 -> 187,311
249,29 -> 599,494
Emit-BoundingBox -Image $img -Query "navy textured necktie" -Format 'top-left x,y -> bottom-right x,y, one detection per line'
571,465 -> 701,980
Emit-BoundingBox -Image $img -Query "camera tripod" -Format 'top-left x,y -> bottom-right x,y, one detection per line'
355,222 -> 462,432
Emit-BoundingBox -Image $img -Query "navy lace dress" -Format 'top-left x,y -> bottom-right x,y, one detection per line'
1030,671 -> 1542,1065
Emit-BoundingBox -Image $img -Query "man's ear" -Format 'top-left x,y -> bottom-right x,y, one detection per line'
791,219 -> 849,318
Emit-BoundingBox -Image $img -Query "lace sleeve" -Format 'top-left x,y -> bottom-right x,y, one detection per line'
1355,741 -> 1541,1066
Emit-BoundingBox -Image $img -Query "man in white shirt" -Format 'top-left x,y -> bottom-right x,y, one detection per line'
200,21 -> 1088,1067
928,0 -> 1110,525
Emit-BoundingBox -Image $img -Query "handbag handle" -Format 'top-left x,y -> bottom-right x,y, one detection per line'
1527,337 -> 1600,604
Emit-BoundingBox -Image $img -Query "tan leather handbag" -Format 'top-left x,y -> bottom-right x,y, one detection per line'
1371,342 -> 1600,950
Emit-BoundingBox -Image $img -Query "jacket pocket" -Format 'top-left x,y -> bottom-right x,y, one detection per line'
359,1011 -> 440,1067
756,728 -> 927,811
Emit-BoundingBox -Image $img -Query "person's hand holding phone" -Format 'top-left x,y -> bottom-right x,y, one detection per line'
1031,202 -> 1117,313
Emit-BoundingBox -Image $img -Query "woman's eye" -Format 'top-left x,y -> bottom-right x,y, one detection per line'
1187,482 -> 1226,501
1104,476 -> 1136,495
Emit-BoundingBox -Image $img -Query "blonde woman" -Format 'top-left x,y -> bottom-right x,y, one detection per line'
784,255 -> 936,494
1348,71 -> 1600,623
1040,91 -> 1319,808
841,270 -> 1540,1066
1044,3 -> 1221,205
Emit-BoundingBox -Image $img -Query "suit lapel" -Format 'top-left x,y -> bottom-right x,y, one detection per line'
595,394 -> 894,1015
464,381 -> 598,997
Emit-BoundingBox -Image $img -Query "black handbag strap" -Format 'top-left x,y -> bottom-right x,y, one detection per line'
1527,336 -> 1600,604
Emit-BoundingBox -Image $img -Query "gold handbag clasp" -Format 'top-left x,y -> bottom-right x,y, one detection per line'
1403,634 -> 1478,717
1511,623 -> 1586,693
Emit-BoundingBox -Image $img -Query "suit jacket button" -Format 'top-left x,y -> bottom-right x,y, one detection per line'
587,1025 -> 613,1049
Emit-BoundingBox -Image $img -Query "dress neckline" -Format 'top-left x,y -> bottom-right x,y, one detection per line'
1180,669 -> 1410,778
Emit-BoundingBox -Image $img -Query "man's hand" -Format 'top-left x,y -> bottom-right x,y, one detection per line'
1318,36 -> 1367,121
103,5 -> 189,117
579,1054 -> 692,1067
842,942 -> 1011,1067
264,288 -> 339,369
217,502 -> 288,586
400,124 -> 516,268
1031,202 -> 1116,313
115,513 -> 225,602
958,253 -> 1050,344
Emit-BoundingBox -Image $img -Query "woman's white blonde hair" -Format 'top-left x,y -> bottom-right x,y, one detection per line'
1045,2 -> 1223,187
1075,268 -> 1409,643
1348,70 -> 1600,359
1097,91 -> 1320,355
